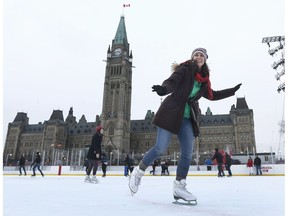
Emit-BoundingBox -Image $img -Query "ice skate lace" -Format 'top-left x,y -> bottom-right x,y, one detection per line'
134,172 -> 142,186
177,182 -> 191,194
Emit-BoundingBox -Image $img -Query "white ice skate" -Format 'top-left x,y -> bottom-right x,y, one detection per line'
91,175 -> 99,184
84,175 -> 91,183
128,166 -> 145,195
173,179 -> 197,205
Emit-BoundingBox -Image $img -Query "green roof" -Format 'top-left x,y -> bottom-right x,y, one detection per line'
113,16 -> 128,45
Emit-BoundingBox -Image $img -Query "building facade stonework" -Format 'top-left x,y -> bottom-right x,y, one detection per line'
3,16 -> 256,165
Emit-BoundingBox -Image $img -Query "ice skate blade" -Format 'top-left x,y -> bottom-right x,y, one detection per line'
173,196 -> 197,205
173,200 -> 197,206
85,180 -> 99,184
128,176 -> 137,196
128,185 -> 137,196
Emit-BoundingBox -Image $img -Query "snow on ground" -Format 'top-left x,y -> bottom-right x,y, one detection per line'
3,175 -> 285,216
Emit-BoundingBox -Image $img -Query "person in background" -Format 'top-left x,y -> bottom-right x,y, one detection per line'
254,155 -> 262,175
19,155 -> 27,176
150,159 -> 158,175
204,157 -> 212,171
225,152 -> 232,177
246,157 -> 254,175
123,155 -> 134,177
31,152 -> 44,177
162,160 -> 170,176
212,148 -> 225,177
85,125 -> 104,183
129,47 -> 241,203
161,159 -> 170,176
101,152 -> 108,177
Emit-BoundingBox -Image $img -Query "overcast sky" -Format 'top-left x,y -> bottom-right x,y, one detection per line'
3,0 -> 285,155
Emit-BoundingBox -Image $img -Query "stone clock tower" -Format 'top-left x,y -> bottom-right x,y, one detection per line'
101,15 -> 133,156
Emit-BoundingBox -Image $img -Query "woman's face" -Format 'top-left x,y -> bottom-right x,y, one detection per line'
192,52 -> 205,68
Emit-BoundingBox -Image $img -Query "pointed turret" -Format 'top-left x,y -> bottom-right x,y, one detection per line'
129,50 -> 133,63
205,107 -> 212,115
13,112 -> 29,125
113,16 -> 128,45
107,45 -> 111,58
65,107 -> 76,124
49,110 -> 64,121
236,97 -> 249,109
79,115 -> 87,123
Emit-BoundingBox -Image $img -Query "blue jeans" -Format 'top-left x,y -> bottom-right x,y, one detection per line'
32,163 -> 44,176
255,165 -> 262,175
142,118 -> 195,179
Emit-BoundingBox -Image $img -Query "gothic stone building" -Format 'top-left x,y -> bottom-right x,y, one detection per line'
3,98 -> 255,165
3,16 -> 256,164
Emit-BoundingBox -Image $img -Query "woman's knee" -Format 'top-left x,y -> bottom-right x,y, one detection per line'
153,146 -> 166,157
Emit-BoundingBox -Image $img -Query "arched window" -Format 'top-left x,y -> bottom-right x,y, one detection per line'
109,125 -> 114,135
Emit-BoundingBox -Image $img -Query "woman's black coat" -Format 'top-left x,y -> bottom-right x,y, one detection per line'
152,61 -> 236,136
86,132 -> 103,160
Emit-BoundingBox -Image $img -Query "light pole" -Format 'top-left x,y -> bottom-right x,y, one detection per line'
117,149 -> 120,166
110,152 -> 113,166
6,154 -> 12,166
262,36 -> 285,93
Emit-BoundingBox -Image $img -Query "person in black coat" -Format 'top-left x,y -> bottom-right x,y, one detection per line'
212,148 -> 225,177
254,155 -> 262,175
225,152 -> 232,177
85,125 -> 104,183
19,155 -> 27,176
123,155 -> 134,176
150,159 -> 158,175
31,152 -> 44,177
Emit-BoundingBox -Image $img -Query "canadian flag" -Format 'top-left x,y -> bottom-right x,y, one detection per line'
123,4 -> 130,7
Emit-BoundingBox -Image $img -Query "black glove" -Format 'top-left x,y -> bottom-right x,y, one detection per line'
234,83 -> 242,92
152,85 -> 167,96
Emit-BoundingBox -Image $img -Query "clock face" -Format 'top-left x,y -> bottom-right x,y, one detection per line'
114,48 -> 122,56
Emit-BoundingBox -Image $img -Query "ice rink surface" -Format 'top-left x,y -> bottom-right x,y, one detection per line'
3,175 -> 285,216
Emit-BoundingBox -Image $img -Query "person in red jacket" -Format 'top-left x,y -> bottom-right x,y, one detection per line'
246,157 -> 254,175
128,47 -> 242,204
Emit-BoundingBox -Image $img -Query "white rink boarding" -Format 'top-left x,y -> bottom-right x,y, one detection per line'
3,164 -> 284,176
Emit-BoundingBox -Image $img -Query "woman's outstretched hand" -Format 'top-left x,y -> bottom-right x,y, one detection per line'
234,83 -> 242,92
152,85 -> 167,96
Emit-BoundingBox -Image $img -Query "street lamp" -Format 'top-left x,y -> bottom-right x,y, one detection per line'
110,152 -> 113,166
6,153 -> 12,166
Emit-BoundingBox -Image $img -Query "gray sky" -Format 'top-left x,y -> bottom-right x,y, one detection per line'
3,0 -> 285,156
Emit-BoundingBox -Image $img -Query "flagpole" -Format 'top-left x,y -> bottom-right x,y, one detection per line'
122,3 -> 130,16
